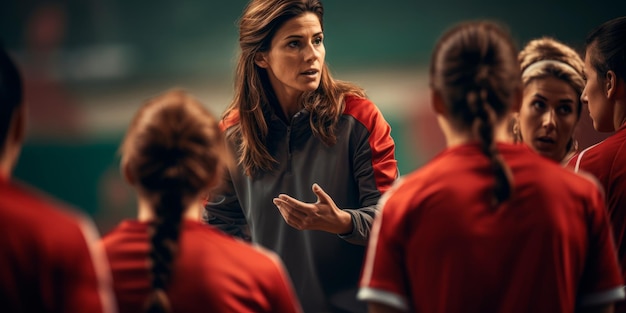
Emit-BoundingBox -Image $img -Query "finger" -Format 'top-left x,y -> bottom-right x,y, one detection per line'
273,198 -> 307,222
312,183 -> 331,204
277,194 -> 310,215
273,198 -> 306,218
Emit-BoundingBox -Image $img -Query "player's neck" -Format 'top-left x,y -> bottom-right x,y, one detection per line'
0,145 -> 19,181
136,194 -> 204,222
611,79 -> 626,130
440,117 -> 510,148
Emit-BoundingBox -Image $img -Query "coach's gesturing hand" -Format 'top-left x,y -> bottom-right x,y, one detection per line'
273,183 -> 353,235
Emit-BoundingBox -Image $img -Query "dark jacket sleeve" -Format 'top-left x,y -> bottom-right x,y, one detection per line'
203,169 -> 251,241
339,101 -> 398,245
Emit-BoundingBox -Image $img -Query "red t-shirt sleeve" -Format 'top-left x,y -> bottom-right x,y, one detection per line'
263,252 -> 303,313
577,186 -> 625,307
358,180 -> 411,311
62,216 -> 116,313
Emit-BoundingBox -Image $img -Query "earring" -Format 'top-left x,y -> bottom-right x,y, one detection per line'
511,121 -> 522,143
568,137 -> 579,153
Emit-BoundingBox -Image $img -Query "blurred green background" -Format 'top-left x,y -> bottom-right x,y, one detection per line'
2,0 -> 624,233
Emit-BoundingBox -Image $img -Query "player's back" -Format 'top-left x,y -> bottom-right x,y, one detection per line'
380,142 -> 622,313
0,179 -> 112,313
568,126 -> 626,285
102,219 -> 302,313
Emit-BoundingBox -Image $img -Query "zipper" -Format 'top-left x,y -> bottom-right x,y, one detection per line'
286,112 -> 302,173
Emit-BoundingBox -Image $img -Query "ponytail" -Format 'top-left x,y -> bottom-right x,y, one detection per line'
120,89 -> 230,313
467,87 -> 514,207
430,21 -> 519,208
144,188 -> 184,313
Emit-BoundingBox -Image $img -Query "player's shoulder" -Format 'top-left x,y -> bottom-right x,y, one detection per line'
533,160 -> 605,201
220,109 -> 240,132
0,181 -> 98,261
563,166 -> 605,198
197,223 -> 286,274
1,180 -> 88,230
380,168 -> 434,210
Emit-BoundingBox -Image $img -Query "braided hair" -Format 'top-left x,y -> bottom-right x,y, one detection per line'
120,89 -> 230,313
430,21 -> 521,206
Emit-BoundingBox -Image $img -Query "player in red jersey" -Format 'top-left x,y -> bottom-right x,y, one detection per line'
101,89 -> 302,313
0,46 -> 116,312
513,37 -> 585,164
567,16 -> 626,313
358,21 -> 624,313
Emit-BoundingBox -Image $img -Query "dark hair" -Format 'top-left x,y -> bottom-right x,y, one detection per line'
227,0 -> 365,176
120,89 -> 230,313
0,45 -> 23,154
430,21 -> 521,206
585,16 -> 626,85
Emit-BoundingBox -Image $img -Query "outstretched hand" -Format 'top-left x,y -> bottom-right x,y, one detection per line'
272,183 -> 353,235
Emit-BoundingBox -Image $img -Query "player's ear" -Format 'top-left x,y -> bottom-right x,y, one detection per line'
606,70 -> 617,99
120,158 -> 135,185
431,89 -> 446,116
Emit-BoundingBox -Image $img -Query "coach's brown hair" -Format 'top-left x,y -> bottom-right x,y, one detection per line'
227,0 -> 365,176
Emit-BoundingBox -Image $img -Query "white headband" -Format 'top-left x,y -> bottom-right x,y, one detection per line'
521,59 -> 580,78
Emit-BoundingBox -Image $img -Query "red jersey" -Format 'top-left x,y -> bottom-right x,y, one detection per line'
568,124 -> 626,312
359,143 -> 624,313
0,178 -> 116,313
102,219 -> 302,313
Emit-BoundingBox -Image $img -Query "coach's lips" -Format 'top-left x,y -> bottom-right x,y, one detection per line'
301,69 -> 319,76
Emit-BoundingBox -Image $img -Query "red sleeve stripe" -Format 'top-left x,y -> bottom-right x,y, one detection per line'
342,95 -> 398,194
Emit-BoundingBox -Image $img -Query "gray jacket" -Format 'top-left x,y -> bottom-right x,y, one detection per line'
205,95 -> 398,313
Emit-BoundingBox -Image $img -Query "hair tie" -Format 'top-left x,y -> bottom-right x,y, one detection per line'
521,59 -> 580,79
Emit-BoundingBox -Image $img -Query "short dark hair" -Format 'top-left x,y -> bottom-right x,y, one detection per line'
0,44 -> 23,152
585,16 -> 626,84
